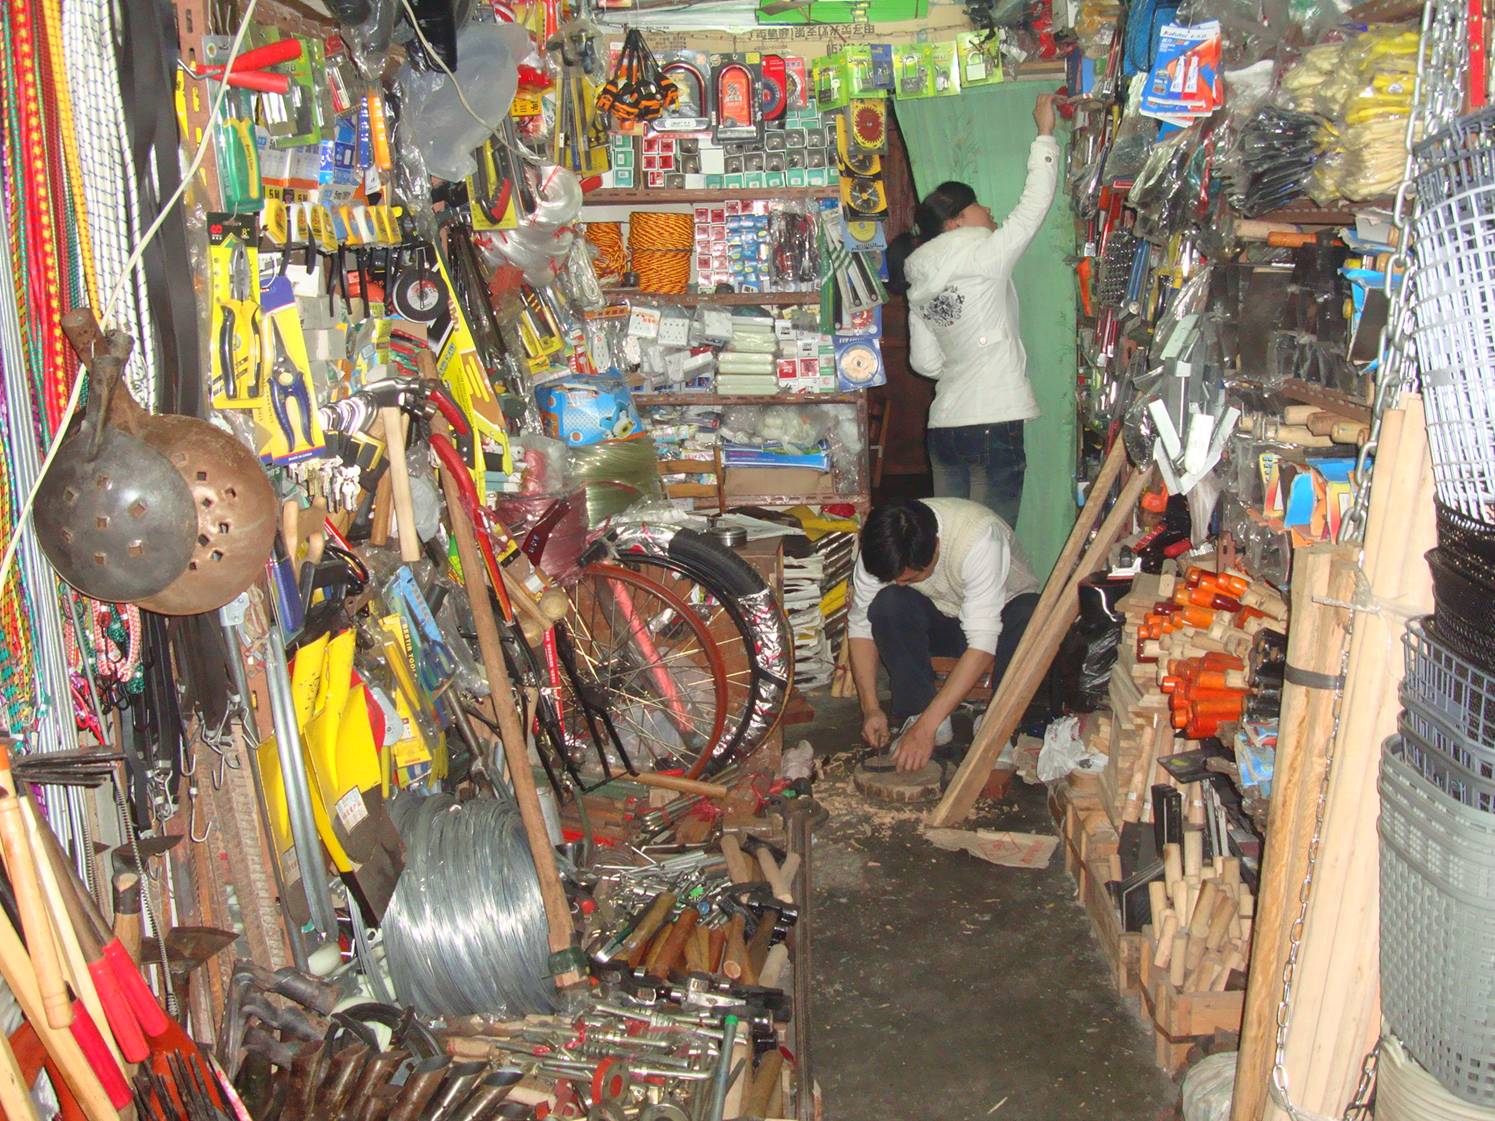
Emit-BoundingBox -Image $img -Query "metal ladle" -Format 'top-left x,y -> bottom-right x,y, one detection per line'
34,349 -> 197,603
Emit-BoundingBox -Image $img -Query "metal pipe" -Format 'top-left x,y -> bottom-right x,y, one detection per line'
264,627 -> 338,942
698,1014 -> 737,1121
792,810 -> 813,1121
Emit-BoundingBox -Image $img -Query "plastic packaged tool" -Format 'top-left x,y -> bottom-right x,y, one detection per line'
1218,105 -> 1324,217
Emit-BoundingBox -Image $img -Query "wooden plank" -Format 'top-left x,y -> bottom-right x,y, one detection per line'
931,451 -> 1145,826
1261,400 -> 1435,1121
604,289 -> 822,306
1230,546 -> 1356,1121
585,187 -> 838,205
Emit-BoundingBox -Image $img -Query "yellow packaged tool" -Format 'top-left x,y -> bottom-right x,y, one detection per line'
209,214 -> 265,409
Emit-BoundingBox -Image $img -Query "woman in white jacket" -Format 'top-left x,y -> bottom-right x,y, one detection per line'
888,94 -> 1060,526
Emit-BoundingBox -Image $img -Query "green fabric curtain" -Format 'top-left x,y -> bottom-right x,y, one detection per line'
893,81 -> 1078,580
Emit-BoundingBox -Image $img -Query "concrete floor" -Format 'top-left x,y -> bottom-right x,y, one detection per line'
800,693 -> 1177,1121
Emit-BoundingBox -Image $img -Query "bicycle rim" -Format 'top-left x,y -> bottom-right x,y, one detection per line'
558,563 -> 730,779
603,552 -> 766,764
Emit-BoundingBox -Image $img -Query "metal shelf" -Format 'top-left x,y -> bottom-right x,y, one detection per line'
584,186 -> 839,204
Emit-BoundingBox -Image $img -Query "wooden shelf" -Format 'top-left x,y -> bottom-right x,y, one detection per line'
1256,199 -> 1394,226
717,493 -> 869,509
584,186 -> 839,204
1278,378 -> 1373,425
604,288 -> 822,307
635,392 -> 862,407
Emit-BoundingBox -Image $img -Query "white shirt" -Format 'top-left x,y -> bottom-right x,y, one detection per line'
903,135 -> 1060,429
846,507 -> 1038,655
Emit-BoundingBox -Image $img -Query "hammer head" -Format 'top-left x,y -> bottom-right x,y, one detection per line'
140,925 -> 237,980
111,834 -> 183,875
737,833 -> 786,863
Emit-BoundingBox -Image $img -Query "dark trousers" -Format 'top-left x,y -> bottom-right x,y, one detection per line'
928,420 -> 1027,527
868,585 -> 1039,721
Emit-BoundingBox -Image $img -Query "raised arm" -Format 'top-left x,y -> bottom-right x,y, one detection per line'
986,94 -> 1061,261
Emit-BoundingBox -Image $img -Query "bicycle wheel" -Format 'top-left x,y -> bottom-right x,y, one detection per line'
555,563 -> 729,779
605,526 -> 792,767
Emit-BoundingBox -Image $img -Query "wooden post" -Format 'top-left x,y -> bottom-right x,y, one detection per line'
1230,546 -> 1355,1121
931,457 -> 1151,827
435,426 -> 582,987
1234,399 -> 1435,1121
1266,400 -> 1434,1119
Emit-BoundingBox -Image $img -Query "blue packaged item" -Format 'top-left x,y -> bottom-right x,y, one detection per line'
535,374 -> 642,446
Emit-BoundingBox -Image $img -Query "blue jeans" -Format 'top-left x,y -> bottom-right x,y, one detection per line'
867,585 -> 1040,721
928,421 -> 1026,527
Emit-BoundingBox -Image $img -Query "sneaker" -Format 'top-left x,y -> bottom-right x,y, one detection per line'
891,713 -> 954,749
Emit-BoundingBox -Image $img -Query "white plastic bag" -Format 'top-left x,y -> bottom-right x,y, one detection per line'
1036,715 -> 1104,782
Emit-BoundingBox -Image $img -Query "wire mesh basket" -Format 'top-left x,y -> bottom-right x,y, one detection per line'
1410,107 -> 1495,524
1400,712 -> 1495,812
1379,737 -> 1495,1107
1403,616 -> 1495,749
1438,500 -> 1495,565
1427,548 -> 1495,673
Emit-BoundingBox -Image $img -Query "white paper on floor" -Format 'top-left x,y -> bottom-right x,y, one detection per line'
922,828 -> 1059,868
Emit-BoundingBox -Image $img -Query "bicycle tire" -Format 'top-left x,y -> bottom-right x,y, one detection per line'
606,526 -> 793,767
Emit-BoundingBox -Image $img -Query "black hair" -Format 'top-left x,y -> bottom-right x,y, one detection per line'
887,181 -> 979,295
860,498 -> 938,581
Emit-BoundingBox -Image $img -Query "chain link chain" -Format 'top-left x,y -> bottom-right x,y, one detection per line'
1339,0 -> 1466,545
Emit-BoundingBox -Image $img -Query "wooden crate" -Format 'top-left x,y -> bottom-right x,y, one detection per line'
1055,786 -> 1142,999
1138,944 -> 1245,1074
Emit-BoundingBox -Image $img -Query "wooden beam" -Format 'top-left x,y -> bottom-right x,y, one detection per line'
1230,545 -> 1356,1121
930,454 -> 1150,826
1264,399 -> 1434,1120
435,424 -> 581,988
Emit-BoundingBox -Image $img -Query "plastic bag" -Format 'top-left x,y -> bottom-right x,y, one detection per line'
1181,1051 -> 1237,1121
720,403 -> 865,494
397,22 -> 529,183
1036,716 -> 1105,782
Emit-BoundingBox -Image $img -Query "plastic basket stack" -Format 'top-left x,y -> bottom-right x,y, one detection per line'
1379,614 -> 1495,1109
628,211 -> 693,295
1411,108 -> 1495,525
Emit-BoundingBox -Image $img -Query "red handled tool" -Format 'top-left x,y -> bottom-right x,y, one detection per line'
186,38 -> 303,93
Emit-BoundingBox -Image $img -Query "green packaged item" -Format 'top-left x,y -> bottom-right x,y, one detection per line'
813,55 -> 851,109
892,45 -> 934,100
928,41 -> 959,96
955,31 -> 1005,87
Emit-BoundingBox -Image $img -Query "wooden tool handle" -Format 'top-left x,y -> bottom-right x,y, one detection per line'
758,942 -> 789,989
20,803 -> 130,1072
436,423 -> 579,983
628,772 -> 728,800
33,810 -> 166,1038
721,914 -> 748,980
110,872 -> 141,962
718,836 -> 755,885
0,1028 -> 40,1121
744,916 -> 775,980
380,406 -> 421,564
648,909 -> 700,977
0,907 -> 117,1121
619,892 -> 677,966
743,1050 -> 783,1119
0,781 -> 70,1031
755,849 -> 793,905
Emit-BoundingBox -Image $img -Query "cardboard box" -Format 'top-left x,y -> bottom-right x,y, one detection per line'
723,466 -> 835,500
